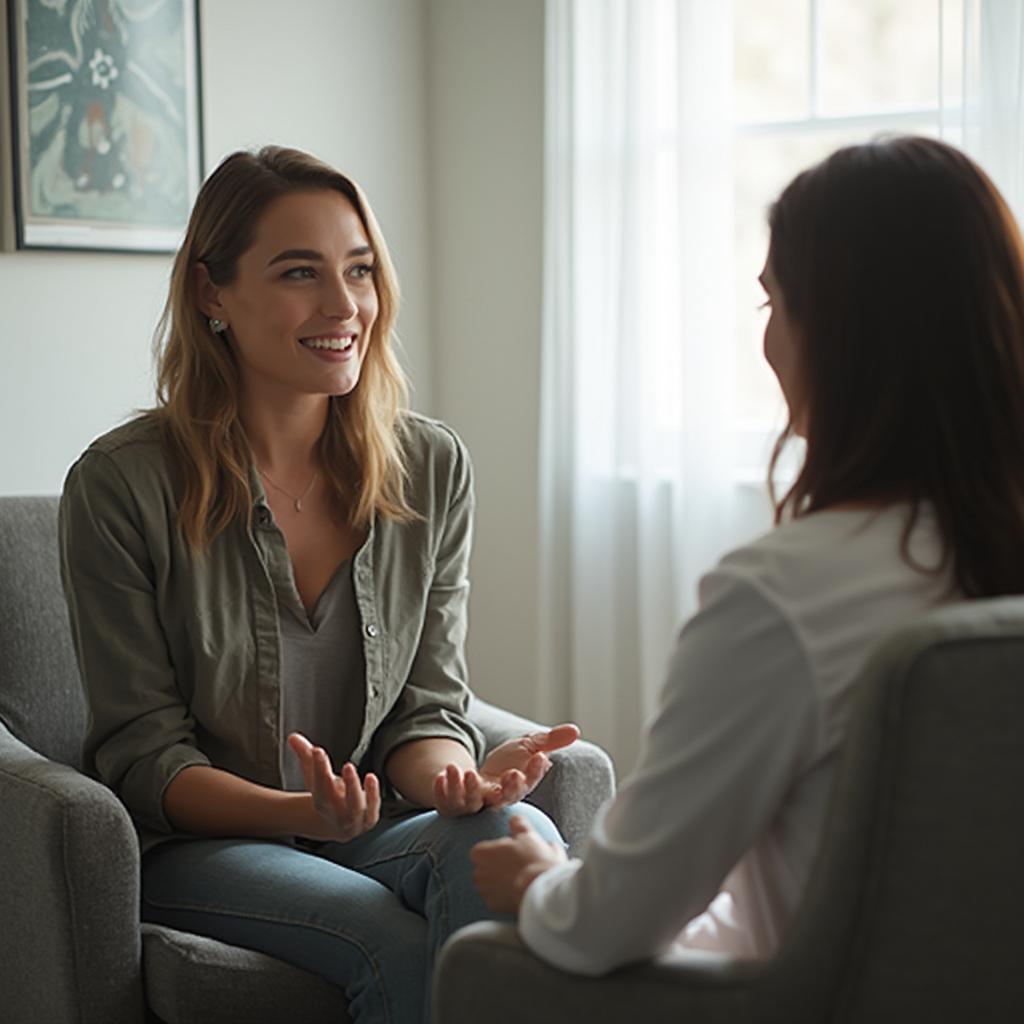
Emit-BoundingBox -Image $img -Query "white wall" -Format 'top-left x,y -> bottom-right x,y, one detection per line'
200,0 -> 435,411
0,0 -> 552,725
0,251 -> 166,494
426,0 -> 548,717
0,0 -> 433,495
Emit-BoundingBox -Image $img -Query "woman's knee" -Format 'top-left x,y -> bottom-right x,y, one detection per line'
503,800 -> 564,844
436,801 -> 563,853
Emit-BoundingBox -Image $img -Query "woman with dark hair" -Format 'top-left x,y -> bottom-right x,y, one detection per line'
471,136 -> 1024,971
58,146 -> 576,1023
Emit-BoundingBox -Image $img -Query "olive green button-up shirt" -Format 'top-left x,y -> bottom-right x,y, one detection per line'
58,411 -> 485,853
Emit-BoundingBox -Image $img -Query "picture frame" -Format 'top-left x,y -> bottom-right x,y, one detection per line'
1,0 -> 202,253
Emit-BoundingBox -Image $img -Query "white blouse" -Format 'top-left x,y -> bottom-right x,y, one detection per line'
519,504 -> 953,975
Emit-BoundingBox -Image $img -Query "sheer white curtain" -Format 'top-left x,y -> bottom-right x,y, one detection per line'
538,0 -> 1024,774
956,0 -> 1024,219
537,0 -> 743,773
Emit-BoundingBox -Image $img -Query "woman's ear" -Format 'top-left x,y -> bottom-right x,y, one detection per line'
195,262 -> 225,319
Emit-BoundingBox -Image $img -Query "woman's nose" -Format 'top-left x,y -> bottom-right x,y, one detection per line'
324,277 -> 358,321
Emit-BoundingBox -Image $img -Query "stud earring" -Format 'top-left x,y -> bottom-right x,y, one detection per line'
209,317 -> 228,334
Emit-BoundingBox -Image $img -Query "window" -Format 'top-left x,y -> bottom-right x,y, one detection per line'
733,0 -> 969,459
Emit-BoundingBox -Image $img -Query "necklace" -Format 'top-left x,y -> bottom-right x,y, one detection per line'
258,466 -> 318,513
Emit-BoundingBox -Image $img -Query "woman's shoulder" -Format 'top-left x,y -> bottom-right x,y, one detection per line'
398,411 -> 471,477
717,506 -> 907,580
84,412 -> 165,458
707,504 -> 941,632
65,412 -> 173,500
395,412 -> 473,514
398,411 -> 468,459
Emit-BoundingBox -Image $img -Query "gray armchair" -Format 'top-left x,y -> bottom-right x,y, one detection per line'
435,596 -> 1024,1023
0,495 -> 615,1024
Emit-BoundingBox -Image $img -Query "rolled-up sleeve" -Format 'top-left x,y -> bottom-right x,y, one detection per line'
366,428 -> 485,776
59,451 -> 210,833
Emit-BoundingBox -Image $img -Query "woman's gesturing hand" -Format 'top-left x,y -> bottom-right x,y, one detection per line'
433,724 -> 580,816
288,732 -> 381,842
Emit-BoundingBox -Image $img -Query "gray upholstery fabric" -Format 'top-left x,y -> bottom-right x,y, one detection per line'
435,596 -> 1024,1024
0,494 -> 616,1024
142,924 -> 348,1024
435,921 -> 764,1024
0,495 -> 86,769
0,723 -> 145,1024
469,695 -> 615,856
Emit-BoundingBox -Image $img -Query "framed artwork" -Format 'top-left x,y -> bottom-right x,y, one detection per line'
1,0 -> 202,252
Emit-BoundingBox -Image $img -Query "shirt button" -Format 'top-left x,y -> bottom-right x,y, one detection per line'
255,507 -> 272,528
365,623 -> 379,638
370,684 -> 381,699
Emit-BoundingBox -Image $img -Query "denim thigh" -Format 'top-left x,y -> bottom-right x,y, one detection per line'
141,838 -> 427,1024
317,801 -> 564,962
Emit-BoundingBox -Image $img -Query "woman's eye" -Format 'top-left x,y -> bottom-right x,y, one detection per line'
283,266 -> 317,280
757,298 -> 771,311
349,262 -> 375,280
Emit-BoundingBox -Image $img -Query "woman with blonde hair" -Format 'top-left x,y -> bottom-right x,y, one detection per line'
59,146 -> 576,1023
472,136 -> 1024,971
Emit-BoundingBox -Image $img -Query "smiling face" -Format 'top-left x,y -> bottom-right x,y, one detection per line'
759,255 -> 806,436
198,189 -> 379,406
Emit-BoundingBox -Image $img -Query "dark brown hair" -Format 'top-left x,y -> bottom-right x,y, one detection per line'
153,146 -> 414,551
767,135 -> 1024,597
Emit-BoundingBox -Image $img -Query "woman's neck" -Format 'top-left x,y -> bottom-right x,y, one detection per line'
239,388 -> 330,479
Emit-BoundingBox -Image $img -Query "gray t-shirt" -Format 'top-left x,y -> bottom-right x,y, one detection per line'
274,558 -> 367,791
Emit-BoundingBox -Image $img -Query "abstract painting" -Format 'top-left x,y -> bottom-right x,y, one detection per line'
3,0 -> 201,251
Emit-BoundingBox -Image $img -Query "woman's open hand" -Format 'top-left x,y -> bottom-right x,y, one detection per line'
288,732 -> 381,842
433,724 -> 580,816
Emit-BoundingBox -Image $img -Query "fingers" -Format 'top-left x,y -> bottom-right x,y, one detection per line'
434,764 -> 490,816
469,832 -> 553,914
447,763 -> 465,806
336,762 -> 366,823
311,746 -> 337,812
307,745 -> 379,839
509,814 -> 533,837
364,772 -> 381,829
436,763 -> 467,815
524,751 -> 549,789
464,768 -> 482,808
482,767 -> 528,808
502,769 -> 527,802
433,767 -> 449,811
288,732 -> 313,756
287,732 -> 316,791
469,836 -> 504,865
526,723 -> 580,754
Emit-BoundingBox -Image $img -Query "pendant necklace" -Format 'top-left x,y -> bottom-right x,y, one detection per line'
258,466 -> 318,513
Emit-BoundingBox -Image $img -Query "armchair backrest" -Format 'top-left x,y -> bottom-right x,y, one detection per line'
765,596 -> 1024,1023
0,495 -> 86,768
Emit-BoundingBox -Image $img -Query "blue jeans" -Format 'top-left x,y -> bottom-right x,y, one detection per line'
141,802 -> 561,1024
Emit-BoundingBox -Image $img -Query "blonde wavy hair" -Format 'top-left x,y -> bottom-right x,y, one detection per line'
152,146 -> 415,551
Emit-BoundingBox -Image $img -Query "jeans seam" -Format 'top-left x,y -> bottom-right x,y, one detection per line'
334,847 -> 450,940
424,847 -> 449,941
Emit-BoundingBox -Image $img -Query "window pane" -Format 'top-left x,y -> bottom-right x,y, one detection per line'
733,121 -> 939,423
940,0 -> 965,112
733,130 -> 829,425
820,0 -> 940,115
734,0 -> 810,122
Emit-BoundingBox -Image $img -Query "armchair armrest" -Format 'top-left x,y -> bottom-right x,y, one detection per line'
434,921 -> 767,1024
0,722 -> 146,1024
467,697 -> 616,855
